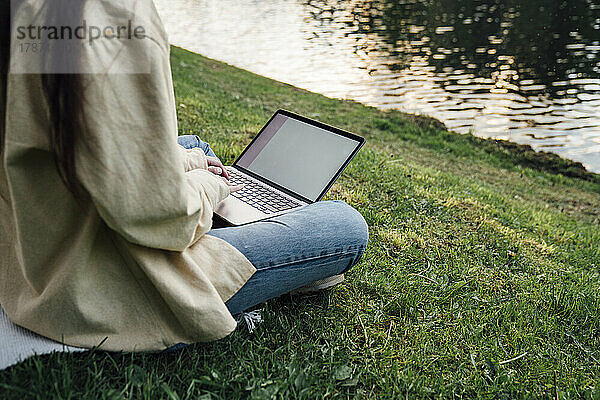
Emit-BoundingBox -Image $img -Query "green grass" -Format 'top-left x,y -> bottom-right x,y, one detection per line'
1,46 -> 599,399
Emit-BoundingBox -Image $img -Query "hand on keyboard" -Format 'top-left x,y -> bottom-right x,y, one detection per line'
220,178 -> 244,193
207,156 -> 230,180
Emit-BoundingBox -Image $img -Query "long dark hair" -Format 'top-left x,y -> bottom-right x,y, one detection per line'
1,0 -> 87,201
0,0 -> 10,149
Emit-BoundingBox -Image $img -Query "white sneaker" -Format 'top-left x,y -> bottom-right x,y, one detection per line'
292,274 -> 345,294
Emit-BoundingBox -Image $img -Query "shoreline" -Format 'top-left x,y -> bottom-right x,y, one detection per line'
173,46 -> 598,184
394,112 -> 599,182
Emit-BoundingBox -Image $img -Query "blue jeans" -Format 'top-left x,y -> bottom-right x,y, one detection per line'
178,134 -> 218,158
177,135 -> 369,315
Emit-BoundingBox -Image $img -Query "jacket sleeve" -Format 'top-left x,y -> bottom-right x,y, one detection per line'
180,147 -> 210,172
74,28 -> 229,252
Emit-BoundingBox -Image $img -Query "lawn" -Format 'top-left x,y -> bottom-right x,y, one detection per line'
1,46 -> 599,399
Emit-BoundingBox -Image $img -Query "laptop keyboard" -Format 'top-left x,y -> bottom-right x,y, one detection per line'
227,169 -> 302,214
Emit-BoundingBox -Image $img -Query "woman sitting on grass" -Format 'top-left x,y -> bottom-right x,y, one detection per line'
0,0 -> 368,351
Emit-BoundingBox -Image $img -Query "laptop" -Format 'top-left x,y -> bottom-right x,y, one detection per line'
214,109 -> 365,226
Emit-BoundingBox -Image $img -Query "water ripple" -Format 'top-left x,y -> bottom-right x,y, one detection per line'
154,0 -> 600,172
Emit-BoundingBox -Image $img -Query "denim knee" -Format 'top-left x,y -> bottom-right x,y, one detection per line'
177,135 -> 217,158
321,200 -> 369,267
177,134 -> 200,149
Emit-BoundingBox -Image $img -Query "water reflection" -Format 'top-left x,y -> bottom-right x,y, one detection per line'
154,0 -> 600,172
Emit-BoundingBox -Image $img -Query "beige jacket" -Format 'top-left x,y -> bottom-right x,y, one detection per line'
0,0 -> 255,351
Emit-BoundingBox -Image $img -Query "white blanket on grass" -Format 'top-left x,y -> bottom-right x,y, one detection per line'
0,305 -> 261,370
0,304 -> 86,370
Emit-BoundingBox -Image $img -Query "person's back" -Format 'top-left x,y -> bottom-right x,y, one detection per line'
0,0 -> 368,353
0,0 -> 256,350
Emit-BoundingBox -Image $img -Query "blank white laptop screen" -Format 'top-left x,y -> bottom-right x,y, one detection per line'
236,114 -> 359,202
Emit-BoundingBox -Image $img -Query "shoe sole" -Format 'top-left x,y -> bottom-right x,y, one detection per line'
292,274 -> 345,294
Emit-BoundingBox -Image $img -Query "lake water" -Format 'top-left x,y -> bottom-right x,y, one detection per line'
154,0 -> 600,172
